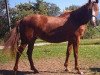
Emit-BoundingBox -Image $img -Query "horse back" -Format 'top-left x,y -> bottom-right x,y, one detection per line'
22,14 -> 68,33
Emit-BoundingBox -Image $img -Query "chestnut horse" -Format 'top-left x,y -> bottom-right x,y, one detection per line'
4,0 -> 99,74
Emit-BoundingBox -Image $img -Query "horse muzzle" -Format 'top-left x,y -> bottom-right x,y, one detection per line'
90,15 -> 99,27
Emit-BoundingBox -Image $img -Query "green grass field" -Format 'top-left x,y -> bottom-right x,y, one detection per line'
0,39 -> 100,63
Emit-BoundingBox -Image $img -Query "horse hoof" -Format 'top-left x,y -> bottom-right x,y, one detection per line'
75,66 -> 80,70
78,71 -> 84,75
13,67 -> 18,71
34,70 -> 39,74
65,68 -> 70,72
31,68 -> 39,73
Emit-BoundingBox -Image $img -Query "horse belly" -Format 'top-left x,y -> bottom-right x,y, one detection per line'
38,30 -> 70,43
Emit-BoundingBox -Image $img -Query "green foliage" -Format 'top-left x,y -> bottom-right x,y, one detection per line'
33,0 -> 48,15
47,3 -> 60,16
83,22 -> 100,39
83,24 -> 95,39
0,17 -> 9,38
0,0 -> 6,12
10,2 -> 34,23
97,19 -> 100,25
10,0 -> 60,27
65,5 -> 79,11
0,0 -> 11,38
33,0 -> 60,16
16,3 -> 33,11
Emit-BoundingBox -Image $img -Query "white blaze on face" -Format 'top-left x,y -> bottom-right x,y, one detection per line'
92,0 -> 95,2
92,9 -> 96,23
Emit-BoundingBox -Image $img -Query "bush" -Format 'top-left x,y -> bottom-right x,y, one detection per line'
83,22 -> 100,39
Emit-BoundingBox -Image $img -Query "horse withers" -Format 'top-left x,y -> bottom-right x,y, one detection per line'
4,0 -> 99,74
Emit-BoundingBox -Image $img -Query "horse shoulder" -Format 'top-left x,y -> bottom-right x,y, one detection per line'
75,25 -> 86,37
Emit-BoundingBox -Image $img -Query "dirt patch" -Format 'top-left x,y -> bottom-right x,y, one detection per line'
0,58 -> 100,75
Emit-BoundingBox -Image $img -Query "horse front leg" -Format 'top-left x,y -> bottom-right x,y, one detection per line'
64,41 -> 73,71
27,40 -> 39,73
13,44 -> 27,71
73,37 -> 82,74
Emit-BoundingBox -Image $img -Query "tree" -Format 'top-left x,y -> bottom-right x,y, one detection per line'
83,24 -> 96,39
47,3 -> 60,16
0,0 -> 10,38
0,0 -> 6,13
65,5 -> 79,11
33,0 -> 48,15
10,2 -> 34,23
10,0 -> 60,24
33,0 -> 60,16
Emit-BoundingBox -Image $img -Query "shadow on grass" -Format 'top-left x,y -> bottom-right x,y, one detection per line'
0,70 -> 34,75
0,70 -> 77,75
39,70 -> 78,75
90,68 -> 100,72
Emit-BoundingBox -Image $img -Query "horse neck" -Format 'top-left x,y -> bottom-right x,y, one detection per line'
70,4 -> 92,27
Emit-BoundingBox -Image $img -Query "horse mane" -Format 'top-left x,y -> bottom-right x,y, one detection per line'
57,10 -> 71,20
75,3 -> 89,12
59,10 -> 71,17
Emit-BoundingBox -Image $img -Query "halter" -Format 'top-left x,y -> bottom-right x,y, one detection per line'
90,1 -> 99,26
90,15 -> 99,26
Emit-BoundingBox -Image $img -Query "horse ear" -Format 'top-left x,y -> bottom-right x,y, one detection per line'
88,0 -> 91,3
96,0 -> 98,3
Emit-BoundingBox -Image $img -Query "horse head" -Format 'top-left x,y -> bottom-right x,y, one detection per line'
69,0 -> 99,27
88,0 -> 99,26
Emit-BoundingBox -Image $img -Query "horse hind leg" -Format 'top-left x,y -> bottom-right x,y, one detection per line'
13,43 -> 27,71
27,38 -> 39,73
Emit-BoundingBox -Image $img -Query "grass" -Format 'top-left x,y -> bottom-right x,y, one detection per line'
0,39 -> 100,63
33,43 -> 67,59
35,39 -> 47,43
80,39 -> 100,45
0,51 -> 11,63
79,45 -> 100,59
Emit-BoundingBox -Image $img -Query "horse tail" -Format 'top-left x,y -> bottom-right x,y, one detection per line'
3,21 -> 20,55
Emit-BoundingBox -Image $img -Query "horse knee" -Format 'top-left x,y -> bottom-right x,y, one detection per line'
18,47 -> 23,54
18,44 -> 26,53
